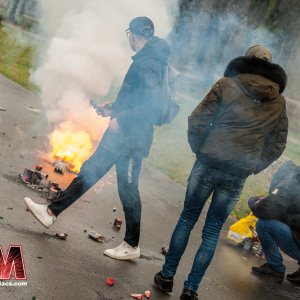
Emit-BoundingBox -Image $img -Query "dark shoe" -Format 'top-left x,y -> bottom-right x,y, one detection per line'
286,268 -> 300,284
252,263 -> 284,283
154,271 -> 173,293
180,288 -> 199,300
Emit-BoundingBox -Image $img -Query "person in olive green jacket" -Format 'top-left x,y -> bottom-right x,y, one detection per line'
154,45 -> 288,300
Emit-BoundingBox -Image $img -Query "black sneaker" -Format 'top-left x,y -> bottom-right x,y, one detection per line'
252,263 -> 284,283
286,268 -> 300,284
180,288 -> 199,300
154,271 -> 173,293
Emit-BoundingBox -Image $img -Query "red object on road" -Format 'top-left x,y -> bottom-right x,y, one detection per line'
35,164 -> 43,171
131,294 -> 143,299
145,290 -> 151,298
106,277 -> 115,286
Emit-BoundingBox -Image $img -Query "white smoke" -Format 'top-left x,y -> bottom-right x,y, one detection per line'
31,0 -> 177,140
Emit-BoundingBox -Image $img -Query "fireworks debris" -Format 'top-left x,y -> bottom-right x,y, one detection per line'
55,233 -> 68,240
113,218 -> 122,230
131,294 -> 143,300
35,164 -> 43,171
105,277 -> 115,286
26,106 -> 41,113
21,168 -> 48,185
161,245 -> 169,255
20,166 -> 62,201
0,106 -> 6,111
43,232 -> 68,241
88,230 -> 105,242
54,161 -> 67,174
144,290 -> 151,299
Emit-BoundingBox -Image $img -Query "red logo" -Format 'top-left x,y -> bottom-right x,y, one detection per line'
0,245 -> 27,280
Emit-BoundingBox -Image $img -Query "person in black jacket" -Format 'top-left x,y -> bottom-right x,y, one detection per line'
249,161 -> 300,283
24,17 -> 171,260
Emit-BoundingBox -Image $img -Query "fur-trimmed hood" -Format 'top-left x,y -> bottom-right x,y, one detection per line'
224,56 -> 287,101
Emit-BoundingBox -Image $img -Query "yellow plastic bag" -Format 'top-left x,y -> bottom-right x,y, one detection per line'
227,213 -> 258,243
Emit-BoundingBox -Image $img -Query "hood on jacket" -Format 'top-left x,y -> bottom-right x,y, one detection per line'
224,56 -> 287,102
132,36 -> 171,63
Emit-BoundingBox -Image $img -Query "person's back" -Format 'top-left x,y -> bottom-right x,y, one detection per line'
155,45 -> 289,300
188,46 -> 288,176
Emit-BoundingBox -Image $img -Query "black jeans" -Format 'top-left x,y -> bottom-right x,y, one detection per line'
48,145 -> 142,247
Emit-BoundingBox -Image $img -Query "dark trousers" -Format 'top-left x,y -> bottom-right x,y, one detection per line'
48,145 -> 142,247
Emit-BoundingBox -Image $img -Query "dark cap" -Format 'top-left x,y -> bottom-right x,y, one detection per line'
126,16 -> 154,38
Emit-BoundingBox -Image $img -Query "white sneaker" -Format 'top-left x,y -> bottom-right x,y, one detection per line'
104,241 -> 141,260
24,197 -> 56,228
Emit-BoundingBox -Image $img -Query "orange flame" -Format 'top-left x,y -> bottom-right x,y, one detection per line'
48,119 -> 108,173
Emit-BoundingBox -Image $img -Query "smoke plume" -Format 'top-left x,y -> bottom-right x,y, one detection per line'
31,0 -> 177,140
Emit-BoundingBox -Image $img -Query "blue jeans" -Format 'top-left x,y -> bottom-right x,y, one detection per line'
162,160 -> 246,292
256,219 -> 300,273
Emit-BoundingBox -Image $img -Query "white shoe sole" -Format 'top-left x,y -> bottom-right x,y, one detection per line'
24,197 -> 52,229
103,251 -> 140,260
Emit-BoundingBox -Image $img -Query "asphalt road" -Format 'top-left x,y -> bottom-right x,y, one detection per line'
0,74 -> 299,300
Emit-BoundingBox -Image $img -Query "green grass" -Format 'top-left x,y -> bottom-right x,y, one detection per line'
1,23 -> 299,220
0,24 -> 37,91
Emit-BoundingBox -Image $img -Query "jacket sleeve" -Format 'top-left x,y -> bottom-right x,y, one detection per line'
188,79 -> 222,154
248,194 -> 285,220
254,106 -> 288,174
116,60 -> 162,127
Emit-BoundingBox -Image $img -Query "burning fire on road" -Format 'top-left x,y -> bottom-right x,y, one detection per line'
44,117 -> 109,174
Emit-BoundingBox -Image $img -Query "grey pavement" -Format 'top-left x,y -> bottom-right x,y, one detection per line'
0,74 -> 299,299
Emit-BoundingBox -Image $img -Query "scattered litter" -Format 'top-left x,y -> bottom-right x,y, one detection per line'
113,218 -> 122,230
0,106 -> 6,111
84,230 -> 87,233
131,294 -> 143,300
0,216 -> 3,220
26,106 -> 41,113
55,233 -> 68,240
35,164 -> 43,171
161,245 -> 169,255
21,168 -> 48,186
7,207 -> 13,210
242,257 -> 248,260
47,184 -> 61,201
113,207 -> 116,212
32,136 -> 37,139
37,256 -> 43,259
20,167 -> 62,201
145,290 -> 151,299
54,161 -> 67,174
43,232 -> 68,241
88,230 -> 105,242
105,277 -> 115,286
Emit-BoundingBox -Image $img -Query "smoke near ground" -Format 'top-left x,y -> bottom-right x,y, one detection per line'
31,0 -> 177,138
